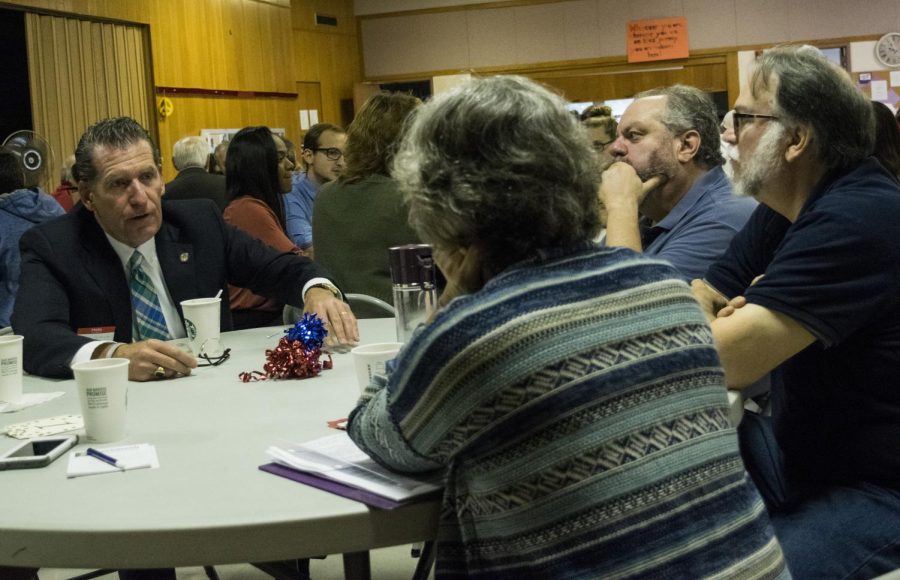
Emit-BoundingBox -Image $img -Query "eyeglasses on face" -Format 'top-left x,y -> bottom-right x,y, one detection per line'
732,111 -> 780,142
592,139 -> 615,152
311,147 -> 344,161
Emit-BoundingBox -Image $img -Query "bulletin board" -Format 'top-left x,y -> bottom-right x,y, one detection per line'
856,70 -> 900,113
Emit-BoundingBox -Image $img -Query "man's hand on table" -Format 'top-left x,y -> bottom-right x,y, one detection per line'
304,288 -> 360,348
108,340 -> 197,381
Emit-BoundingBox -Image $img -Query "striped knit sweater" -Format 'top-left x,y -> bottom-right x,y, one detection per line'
348,244 -> 789,579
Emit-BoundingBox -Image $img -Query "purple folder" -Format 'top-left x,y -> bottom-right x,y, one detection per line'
259,463 -> 439,510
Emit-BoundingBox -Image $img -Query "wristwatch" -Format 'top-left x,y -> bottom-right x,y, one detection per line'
306,282 -> 340,299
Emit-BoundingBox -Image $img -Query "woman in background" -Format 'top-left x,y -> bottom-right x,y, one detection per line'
312,92 -> 421,309
223,126 -> 300,329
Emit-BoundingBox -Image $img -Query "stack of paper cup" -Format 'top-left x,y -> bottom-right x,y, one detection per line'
180,297 -> 222,356
71,358 -> 130,443
0,335 -> 24,404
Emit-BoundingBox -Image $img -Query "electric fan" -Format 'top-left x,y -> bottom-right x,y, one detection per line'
2,130 -> 53,189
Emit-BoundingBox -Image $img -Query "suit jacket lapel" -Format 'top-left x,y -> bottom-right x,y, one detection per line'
76,207 -> 133,341
155,218 -> 196,322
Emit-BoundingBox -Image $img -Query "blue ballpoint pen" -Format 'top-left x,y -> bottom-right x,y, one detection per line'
86,447 -> 126,470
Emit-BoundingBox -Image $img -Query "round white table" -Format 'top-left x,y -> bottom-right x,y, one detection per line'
0,319 -> 439,570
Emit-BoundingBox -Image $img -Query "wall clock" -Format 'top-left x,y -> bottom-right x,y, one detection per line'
875,32 -> 900,68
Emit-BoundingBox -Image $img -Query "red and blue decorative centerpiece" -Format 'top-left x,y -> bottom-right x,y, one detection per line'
239,313 -> 333,382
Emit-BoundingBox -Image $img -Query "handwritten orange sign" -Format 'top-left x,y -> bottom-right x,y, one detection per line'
627,17 -> 689,63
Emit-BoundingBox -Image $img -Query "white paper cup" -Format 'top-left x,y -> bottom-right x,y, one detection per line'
180,297 -> 222,356
0,335 -> 24,404
351,342 -> 402,393
72,358 -> 130,443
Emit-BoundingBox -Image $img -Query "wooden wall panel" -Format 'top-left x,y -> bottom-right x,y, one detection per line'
534,61 -> 728,102
156,94 -> 300,179
3,0 -> 344,184
295,81 -> 323,121
5,0 -> 292,90
291,0 -> 361,129
359,0 -> 900,78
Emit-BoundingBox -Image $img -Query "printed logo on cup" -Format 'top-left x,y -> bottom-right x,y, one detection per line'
0,356 -> 17,377
85,386 -> 109,410
185,319 -> 198,341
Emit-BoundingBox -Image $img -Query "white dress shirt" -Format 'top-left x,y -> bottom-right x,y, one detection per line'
69,234 -> 334,367
70,235 -> 186,366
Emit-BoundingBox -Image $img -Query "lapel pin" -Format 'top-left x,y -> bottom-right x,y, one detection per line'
180,252 -> 190,263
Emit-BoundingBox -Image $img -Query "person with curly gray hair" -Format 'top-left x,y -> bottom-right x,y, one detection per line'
600,84 -> 757,281
347,75 -> 787,580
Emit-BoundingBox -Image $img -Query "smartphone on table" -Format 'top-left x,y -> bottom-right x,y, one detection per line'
0,435 -> 78,470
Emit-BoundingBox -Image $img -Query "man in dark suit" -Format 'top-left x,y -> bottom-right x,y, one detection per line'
164,136 -> 227,211
12,117 -> 358,381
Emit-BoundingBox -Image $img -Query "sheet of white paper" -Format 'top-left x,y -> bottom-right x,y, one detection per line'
267,433 -> 442,502
871,80 -> 889,101
299,110 -> 310,130
890,71 -> 900,87
0,392 -> 65,414
67,443 -> 159,478
309,110 -> 319,125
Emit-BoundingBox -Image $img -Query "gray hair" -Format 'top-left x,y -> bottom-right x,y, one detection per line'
59,154 -> 75,182
73,117 -> 161,183
636,84 -> 724,169
392,75 -> 600,274
751,45 -> 874,170
172,136 -> 209,170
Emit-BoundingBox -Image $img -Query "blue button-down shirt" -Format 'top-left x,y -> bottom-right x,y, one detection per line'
642,166 -> 757,281
283,172 -> 318,249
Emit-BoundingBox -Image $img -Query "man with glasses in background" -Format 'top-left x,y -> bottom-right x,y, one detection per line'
284,123 -> 346,255
693,45 -> 900,577
599,85 -> 756,281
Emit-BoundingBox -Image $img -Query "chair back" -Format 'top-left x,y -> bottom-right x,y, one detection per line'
282,293 -> 396,325
345,293 -> 396,319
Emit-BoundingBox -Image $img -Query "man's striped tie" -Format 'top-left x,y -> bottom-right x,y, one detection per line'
129,251 -> 171,341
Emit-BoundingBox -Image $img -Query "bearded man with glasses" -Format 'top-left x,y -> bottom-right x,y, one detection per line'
693,45 -> 900,578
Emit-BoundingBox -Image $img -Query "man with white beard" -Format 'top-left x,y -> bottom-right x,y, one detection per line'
598,85 -> 756,281
693,45 -> 900,578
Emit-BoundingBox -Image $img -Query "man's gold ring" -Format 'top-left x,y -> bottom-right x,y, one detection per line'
154,366 -> 166,379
